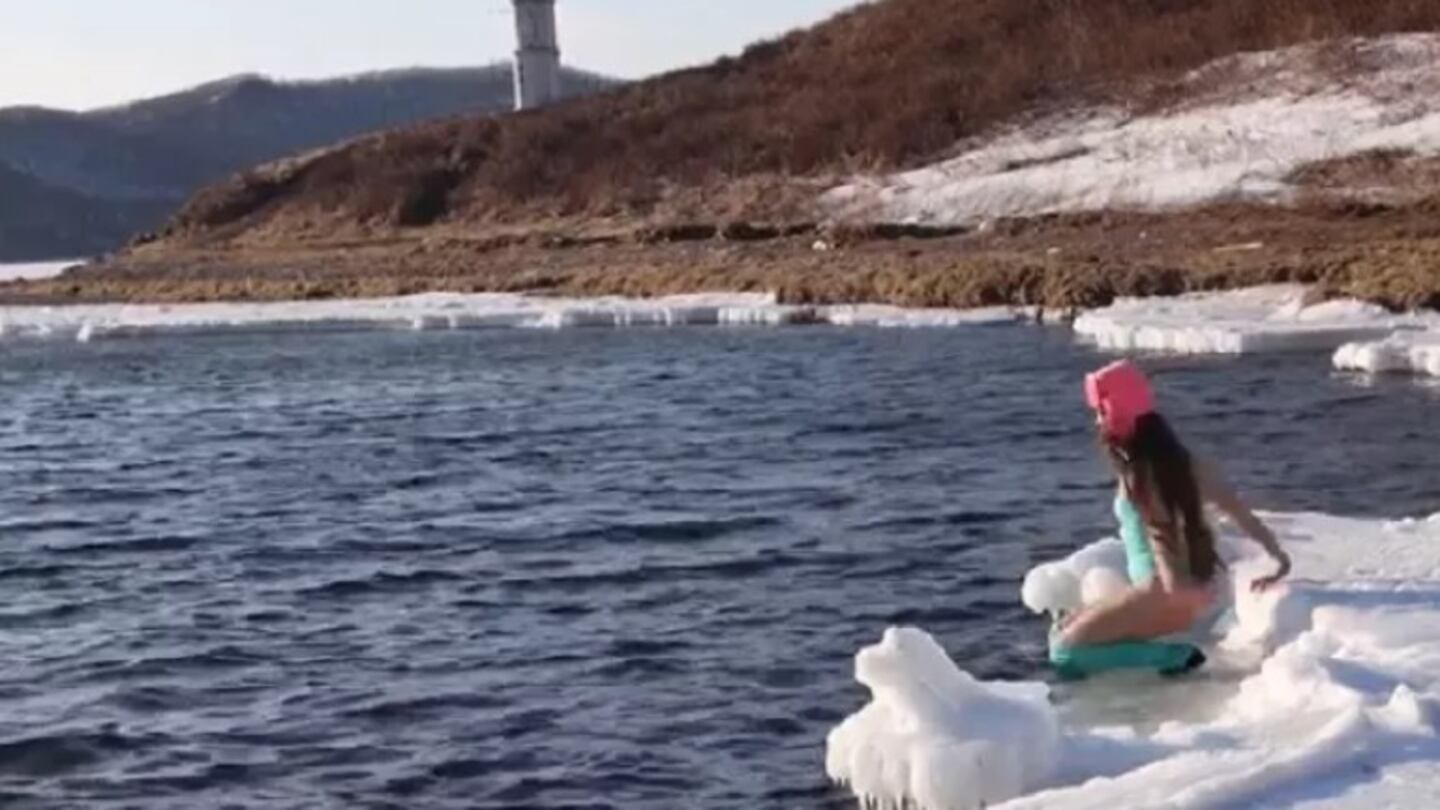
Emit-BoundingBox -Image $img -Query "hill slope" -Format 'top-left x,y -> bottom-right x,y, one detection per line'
152,0 -> 1440,245
0,66 -> 615,260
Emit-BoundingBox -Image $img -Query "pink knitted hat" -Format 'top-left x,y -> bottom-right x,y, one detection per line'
1084,360 -> 1154,441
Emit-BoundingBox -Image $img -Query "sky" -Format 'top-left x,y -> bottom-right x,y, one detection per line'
0,0 -> 862,111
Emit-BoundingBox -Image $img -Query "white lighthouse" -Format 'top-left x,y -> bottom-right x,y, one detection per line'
512,0 -> 562,110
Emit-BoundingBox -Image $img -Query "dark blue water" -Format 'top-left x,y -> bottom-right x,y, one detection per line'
0,325 -> 1437,809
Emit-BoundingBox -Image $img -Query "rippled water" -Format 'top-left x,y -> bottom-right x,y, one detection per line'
1,325 -> 1437,808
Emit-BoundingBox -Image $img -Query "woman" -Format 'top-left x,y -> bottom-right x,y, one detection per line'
1058,359 -> 1291,648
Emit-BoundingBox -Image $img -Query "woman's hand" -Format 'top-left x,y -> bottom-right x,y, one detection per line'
1250,550 -> 1291,593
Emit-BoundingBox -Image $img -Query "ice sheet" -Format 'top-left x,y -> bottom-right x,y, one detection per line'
1072,285 -> 1437,355
0,292 -> 1020,342
829,510 -> 1440,810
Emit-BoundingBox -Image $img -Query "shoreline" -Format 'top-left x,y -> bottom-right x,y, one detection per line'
6,199 -> 1440,312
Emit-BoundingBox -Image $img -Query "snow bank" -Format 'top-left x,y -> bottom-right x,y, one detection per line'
826,627 -> 1061,810
1334,330 -> 1440,377
829,510 -> 1440,810
0,292 -> 1019,342
1073,285 -> 1438,355
0,260 -> 81,282
823,35 -> 1440,224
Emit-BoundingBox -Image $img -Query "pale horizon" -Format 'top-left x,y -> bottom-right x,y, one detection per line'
0,0 -> 861,112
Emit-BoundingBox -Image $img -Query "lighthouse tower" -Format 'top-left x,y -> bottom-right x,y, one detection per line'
512,0 -> 562,110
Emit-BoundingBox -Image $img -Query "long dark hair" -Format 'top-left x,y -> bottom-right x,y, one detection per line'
1104,412 -> 1220,583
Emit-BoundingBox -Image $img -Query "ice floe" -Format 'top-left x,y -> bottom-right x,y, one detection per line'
1334,331 -> 1440,377
1073,285 -> 1437,355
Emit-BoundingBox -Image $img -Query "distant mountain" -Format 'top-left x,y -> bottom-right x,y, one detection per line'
0,65 -> 616,261
0,160 -> 176,259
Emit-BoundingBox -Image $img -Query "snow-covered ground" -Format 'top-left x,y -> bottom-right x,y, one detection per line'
829,510 -> 1440,810
0,260 -> 81,282
824,35 -> 1440,225
0,291 -> 1020,341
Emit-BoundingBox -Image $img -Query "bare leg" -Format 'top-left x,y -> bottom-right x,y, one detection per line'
1058,586 -> 1209,647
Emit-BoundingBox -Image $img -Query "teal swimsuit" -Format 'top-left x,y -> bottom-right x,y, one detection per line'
1117,489 -> 1227,636
1116,492 -> 1156,585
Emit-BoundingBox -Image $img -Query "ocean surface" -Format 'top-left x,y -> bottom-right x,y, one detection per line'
1,324 -> 1436,809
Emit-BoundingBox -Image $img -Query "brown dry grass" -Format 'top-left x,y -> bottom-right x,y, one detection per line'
16,193 -> 1440,312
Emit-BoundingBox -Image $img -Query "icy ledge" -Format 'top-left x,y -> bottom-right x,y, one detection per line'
1074,285 -> 1438,355
828,510 -> 1440,810
1334,331 -> 1440,377
0,292 -> 1020,342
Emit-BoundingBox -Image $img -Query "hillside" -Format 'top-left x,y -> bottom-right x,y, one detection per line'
11,0 -> 1440,311
0,66 -> 615,260
148,0 -> 1440,243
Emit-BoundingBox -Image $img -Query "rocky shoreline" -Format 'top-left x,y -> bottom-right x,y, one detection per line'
6,198 -> 1440,313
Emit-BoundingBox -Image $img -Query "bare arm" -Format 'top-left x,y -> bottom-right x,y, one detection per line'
1195,459 -> 1291,590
